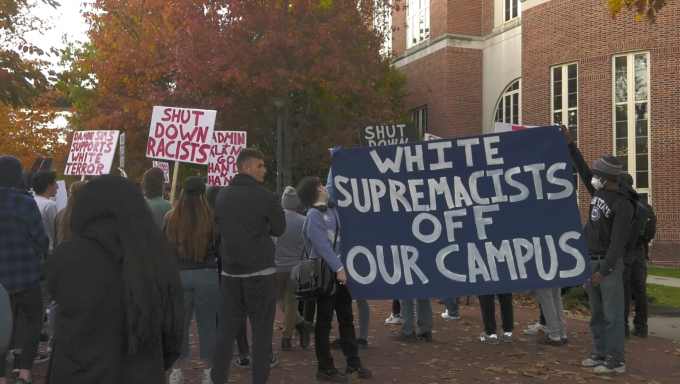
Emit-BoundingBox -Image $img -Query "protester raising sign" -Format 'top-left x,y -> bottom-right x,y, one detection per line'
208,131 -> 247,186
65,130 -> 120,176
359,122 -> 418,147
330,127 -> 590,300
152,161 -> 170,183
146,106 -> 217,165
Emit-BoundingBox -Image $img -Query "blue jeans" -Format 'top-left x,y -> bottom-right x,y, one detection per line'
443,297 -> 460,317
399,299 -> 432,335
355,300 -> 370,340
179,269 -> 220,361
587,258 -> 625,361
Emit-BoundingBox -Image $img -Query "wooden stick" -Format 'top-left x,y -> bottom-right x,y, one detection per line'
170,160 -> 180,204
80,175 -> 86,181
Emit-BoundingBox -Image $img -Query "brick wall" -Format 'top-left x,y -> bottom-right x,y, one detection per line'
522,0 -> 680,263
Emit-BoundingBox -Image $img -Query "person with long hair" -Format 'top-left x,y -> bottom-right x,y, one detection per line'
55,181 -> 86,246
42,175 -> 184,384
166,177 -> 220,384
296,175 -> 372,383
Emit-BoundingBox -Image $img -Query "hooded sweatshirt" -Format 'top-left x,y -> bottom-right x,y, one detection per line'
275,210 -> 305,273
569,143 -> 638,276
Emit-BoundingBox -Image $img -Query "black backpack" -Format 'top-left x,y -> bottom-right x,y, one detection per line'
625,202 -> 647,252
638,202 -> 657,243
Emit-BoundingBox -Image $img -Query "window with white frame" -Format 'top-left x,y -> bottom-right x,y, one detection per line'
374,0 -> 392,56
504,0 -> 519,22
551,63 -> 578,189
495,80 -> 521,125
613,52 -> 651,202
406,0 -> 429,48
411,106 -> 428,134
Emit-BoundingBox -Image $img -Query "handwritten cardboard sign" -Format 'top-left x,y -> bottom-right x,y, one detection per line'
359,122 -> 418,147
64,130 -> 120,176
208,131 -> 247,186
152,161 -> 170,183
146,106 -> 216,165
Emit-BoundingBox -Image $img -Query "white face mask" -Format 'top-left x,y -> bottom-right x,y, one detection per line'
591,177 -> 605,190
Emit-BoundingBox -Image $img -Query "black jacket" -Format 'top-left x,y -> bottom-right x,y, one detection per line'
43,237 -> 183,384
215,174 -> 286,275
569,143 -> 638,276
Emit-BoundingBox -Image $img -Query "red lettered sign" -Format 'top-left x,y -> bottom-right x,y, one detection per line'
208,131 -> 247,186
146,106 -> 217,165
64,130 -> 120,176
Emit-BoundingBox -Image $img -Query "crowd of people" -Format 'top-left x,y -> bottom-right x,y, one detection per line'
0,126 -> 657,384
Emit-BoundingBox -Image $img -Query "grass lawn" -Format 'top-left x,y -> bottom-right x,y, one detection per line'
648,266 -> 680,279
647,284 -> 680,307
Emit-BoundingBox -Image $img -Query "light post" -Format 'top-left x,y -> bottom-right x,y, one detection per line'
269,96 -> 291,197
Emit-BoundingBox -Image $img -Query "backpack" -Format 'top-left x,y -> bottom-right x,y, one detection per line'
638,202 -> 657,243
624,202 -> 646,252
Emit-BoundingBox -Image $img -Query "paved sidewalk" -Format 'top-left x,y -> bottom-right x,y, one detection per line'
648,275 -> 680,288
17,299 -> 680,383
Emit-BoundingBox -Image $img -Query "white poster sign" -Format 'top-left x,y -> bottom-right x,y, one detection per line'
208,131 -> 247,186
152,161 -> 171,183
146,106 -> 217,165
64,130 -> 120,176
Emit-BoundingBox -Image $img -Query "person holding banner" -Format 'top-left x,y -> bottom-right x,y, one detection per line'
564,127 -> 636,374
297,176 -> 372,383
142,167 -> 174,228
165,177 -> 220,384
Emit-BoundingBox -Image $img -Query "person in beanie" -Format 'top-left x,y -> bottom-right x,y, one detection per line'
563,127 -> 637,374
0,156 -> 48,384
275,186 -> 313,351
143,167 -> 173,228
166,177 -> 220,384
211,149 -> 285,384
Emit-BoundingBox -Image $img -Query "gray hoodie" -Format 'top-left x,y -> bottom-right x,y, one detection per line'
275,210 -> 306,273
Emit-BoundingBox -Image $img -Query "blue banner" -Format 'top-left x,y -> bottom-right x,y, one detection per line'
330,127 -> 591,300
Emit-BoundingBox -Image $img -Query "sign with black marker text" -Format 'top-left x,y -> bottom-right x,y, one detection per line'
359,122 -> 418,147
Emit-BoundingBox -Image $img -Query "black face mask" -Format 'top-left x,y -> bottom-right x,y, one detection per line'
310,201 -> 335,212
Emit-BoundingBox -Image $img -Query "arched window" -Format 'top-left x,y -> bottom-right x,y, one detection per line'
494,79 -> 521,126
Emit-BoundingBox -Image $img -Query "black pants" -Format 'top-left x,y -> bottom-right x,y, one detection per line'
315,283 -> 360,371
0,281 -> 43,378
624,256 -> 648,332
212,274 -> 276,384
303,300 -> 316,323
539,302 -> 546,326
479,293 -> 514,335
392,299 -> 401,315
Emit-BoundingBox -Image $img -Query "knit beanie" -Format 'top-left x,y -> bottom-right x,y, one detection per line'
0,156 -> 24,187
592,155 -> 622,182
282,186 -> 300,210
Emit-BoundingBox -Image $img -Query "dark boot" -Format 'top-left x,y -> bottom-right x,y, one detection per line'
281,338 -> 292,351
391,331 -> 417,343
346,362 -> 373,379
317,368 -> 349,382
417,331 -> 433,342
296,320 -> 314,349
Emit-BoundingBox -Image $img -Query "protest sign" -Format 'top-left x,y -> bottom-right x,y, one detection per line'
119,132 -> 126,169
424,133 -> 442,141
208,131 -> 247,186
64,130 -> 120,176
493,122 -> 540,133
359,122 -> 418,147
146,106 -> 216,165
55,180 -> 67,211
30,157 -> 52,173
152,161 -> 170,183
330,126 -> 590,300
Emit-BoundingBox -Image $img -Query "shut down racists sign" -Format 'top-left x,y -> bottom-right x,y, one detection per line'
146,106 -> 216,165
330,127 -> 591,300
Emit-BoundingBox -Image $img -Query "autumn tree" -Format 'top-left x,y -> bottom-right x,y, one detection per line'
1,0 -> 61,108
608,0 -> 668,22
62,0 -> 407,185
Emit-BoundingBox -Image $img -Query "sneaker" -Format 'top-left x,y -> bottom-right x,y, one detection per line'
582,353 -> 606,367
385,314 -> 403,325
477,332 -> 499,345
391,331 -> 417,343
441,311 -> 461,320
169,369 -> 185,384
233,357 -> 250,369
270,356 -> 279,368
357,338 -> 369,349
523,323 -> 546,336
202,372 -> 213,384
330,338 -> 342,350
632,328 -> 648,338
417,331 -> 433,342
536,335 -> 563,346
317,367 -> 348,382
499,332 -> 513,343
594,356 -> 625,374
346,363 -> 373,379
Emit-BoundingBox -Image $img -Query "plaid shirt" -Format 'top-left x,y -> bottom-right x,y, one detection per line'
0,188 -> 47,294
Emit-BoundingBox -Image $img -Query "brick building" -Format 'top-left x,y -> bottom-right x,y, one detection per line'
392,0 -> 680,263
